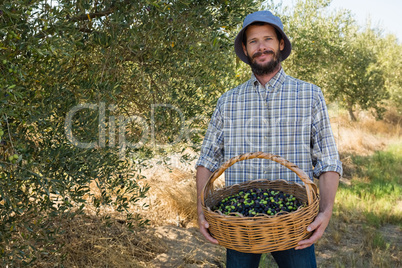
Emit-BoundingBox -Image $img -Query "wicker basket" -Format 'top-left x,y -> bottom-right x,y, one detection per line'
201,152 -> 319,253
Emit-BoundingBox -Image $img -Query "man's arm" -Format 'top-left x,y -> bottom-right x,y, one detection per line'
196,166 -> 219,244
296,171 -> 339,250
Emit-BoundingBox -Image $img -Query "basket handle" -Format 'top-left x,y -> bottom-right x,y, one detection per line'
201,152 -> 318,206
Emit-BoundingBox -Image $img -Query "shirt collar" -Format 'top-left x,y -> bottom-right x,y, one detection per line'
251,68 -> 286,92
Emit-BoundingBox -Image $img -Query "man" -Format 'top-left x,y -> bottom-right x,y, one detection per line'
195,10 -> 343,268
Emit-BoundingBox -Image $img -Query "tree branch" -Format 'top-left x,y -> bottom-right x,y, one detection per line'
69,0 -> 134,22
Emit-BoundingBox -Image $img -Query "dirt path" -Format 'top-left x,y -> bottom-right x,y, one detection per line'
149,225 -> 225,268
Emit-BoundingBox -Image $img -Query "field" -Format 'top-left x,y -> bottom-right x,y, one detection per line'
33,108 -> 401,268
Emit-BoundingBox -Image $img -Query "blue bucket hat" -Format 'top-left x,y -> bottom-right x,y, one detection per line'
234,10 -> 292,64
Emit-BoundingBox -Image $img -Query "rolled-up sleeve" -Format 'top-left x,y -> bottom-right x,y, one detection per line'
195,99 -> 225,172
311,91 -> 343,178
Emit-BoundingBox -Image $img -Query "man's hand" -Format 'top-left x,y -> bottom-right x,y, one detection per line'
196,166 -> 219,244
198,212 -> 219,244
296,171 -> 339,250
295,211 -> 331,250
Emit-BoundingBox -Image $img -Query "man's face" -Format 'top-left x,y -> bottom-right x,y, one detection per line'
242,24 -> 285,76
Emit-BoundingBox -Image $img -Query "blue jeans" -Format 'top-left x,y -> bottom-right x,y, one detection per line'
226,245 -> 317,268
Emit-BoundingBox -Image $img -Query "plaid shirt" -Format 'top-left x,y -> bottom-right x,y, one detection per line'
196,68 -> 342,186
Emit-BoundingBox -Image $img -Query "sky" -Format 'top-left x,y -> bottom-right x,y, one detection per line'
280,0 -> 402,43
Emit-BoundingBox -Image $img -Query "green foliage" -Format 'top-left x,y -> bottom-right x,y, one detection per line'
329,26 -> 389,120
283,0 -> 343,83
376,34 -> 402,114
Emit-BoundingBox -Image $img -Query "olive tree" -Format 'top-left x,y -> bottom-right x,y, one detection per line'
328,26 -> 388,120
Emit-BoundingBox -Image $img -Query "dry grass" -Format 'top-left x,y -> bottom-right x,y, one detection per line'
56,217 -> 164,267
139,168 -> 199,227
332,108 -> 401,183
332,109 -> 401,157
138,163 -> 227,228
32,214 -> 166,268
316,214 -> 402,268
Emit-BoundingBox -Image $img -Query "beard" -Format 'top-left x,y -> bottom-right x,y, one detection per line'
247,49 -> 282,76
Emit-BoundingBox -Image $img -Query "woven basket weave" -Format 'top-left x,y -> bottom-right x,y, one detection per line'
201,152 -> 319,253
